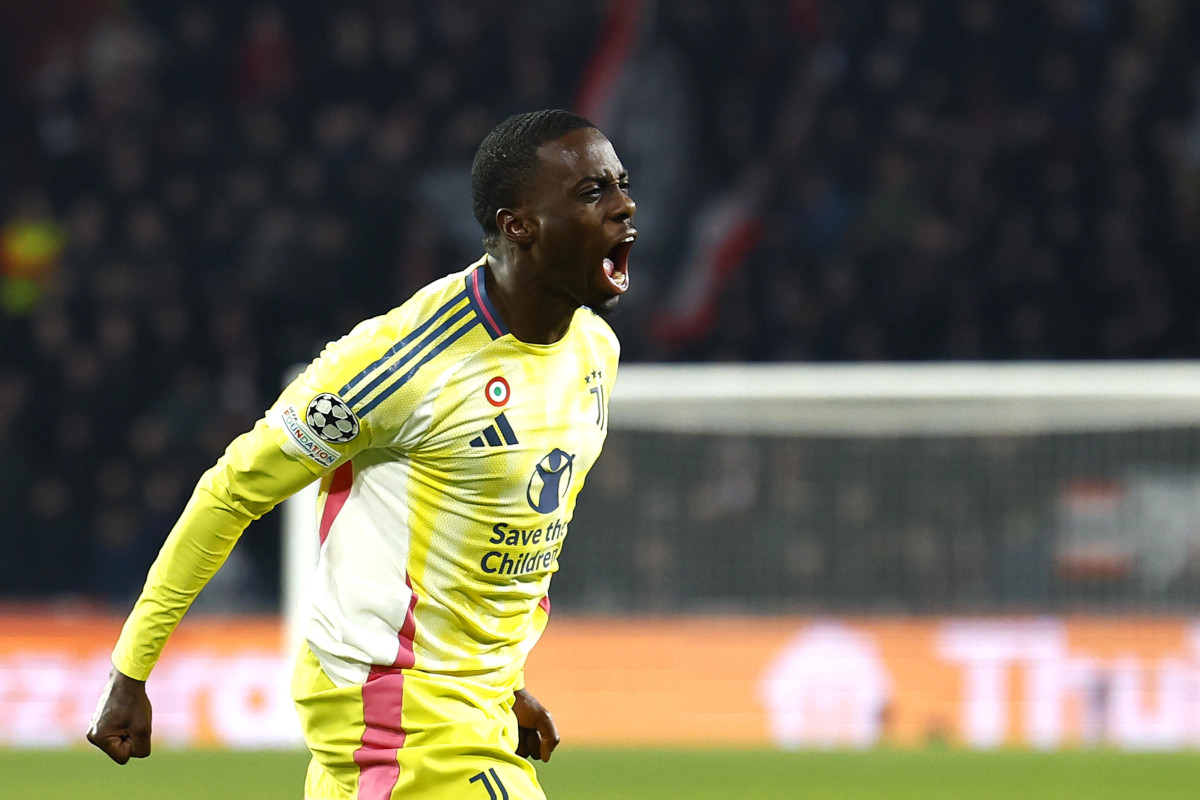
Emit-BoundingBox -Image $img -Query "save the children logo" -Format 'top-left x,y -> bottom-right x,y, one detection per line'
526,448 -> 575,513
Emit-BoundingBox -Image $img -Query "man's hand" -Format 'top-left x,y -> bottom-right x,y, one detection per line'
86,667 -> 153,764
513,688 -> 560,762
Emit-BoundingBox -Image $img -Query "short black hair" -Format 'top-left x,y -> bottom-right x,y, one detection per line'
471,109 -> 596,250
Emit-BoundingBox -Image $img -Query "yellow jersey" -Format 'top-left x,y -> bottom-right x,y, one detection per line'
112,257 -> 618,697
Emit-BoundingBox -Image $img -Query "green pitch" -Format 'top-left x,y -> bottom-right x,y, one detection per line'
7,747 -> 1199,799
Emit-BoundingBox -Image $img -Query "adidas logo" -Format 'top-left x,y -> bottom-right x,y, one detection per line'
470,413 -> 519,447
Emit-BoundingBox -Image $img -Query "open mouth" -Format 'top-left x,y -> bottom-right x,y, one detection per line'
602,236 -> 635,294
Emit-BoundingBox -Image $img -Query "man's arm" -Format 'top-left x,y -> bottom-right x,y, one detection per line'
87,417 -> 320,762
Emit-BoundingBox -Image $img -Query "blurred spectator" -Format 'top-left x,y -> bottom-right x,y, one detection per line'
0,191 -> 66,315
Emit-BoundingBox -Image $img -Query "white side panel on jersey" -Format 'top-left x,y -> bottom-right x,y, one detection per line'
305,455 -> 418,688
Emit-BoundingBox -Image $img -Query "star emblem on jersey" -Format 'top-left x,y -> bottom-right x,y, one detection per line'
485,376 -> 510,407
305,393 -> 360,443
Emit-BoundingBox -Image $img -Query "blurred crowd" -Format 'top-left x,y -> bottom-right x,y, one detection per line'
1,0 -> 1199,608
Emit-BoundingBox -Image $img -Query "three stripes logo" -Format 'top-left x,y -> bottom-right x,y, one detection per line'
470,412 -> 519,448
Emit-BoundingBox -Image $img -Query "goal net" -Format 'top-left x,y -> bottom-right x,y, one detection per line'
557,363 -> 1200,614
283,362 -> 1200,631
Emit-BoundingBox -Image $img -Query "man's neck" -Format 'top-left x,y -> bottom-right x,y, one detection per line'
484,254 -> 574,345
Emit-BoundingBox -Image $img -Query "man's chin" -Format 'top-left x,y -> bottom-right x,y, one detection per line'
589,295 -> 622,318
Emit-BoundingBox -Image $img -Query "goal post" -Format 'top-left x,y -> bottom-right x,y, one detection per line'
282,361 -> 1200,639
281,478 -> 319,654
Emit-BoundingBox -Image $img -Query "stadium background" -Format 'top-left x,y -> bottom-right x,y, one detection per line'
3,0 -> 1200,795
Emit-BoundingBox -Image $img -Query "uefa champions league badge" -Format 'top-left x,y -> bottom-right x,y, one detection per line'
305,393 -> 360,443
485,376 -> 510,407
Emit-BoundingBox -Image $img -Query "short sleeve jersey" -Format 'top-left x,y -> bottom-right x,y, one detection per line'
270,258 -> 618,691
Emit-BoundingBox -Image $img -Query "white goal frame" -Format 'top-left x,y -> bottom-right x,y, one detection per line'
608,361 -> 1200,436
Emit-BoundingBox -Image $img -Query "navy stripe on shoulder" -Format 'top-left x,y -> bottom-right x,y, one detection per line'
339,290 -> 468,398
356,321 -> 478,416
346,303 -> 474,408
465,265 -> 508,340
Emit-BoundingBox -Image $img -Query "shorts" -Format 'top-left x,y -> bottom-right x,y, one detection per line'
291,644 -> 546,800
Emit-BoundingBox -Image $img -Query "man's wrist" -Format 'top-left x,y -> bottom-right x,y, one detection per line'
110,666 -> 146,685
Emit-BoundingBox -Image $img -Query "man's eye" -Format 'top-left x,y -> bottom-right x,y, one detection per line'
581,187 -> 602,200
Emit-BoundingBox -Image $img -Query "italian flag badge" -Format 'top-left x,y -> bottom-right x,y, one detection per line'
485,376 -> 510,407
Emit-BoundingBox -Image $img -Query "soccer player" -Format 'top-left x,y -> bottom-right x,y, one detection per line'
87,109 -> 637,800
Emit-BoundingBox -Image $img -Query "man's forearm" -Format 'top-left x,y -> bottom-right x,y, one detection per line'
112,419 -> 318,679
112,479 -> 258,678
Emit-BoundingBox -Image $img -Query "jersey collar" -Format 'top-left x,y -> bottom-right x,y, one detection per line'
466,262 -> 509,340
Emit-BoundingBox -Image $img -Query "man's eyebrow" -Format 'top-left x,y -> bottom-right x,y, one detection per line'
575,170 -> 630,187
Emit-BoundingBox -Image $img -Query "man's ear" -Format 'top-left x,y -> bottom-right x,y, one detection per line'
497,208 -> 536,245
